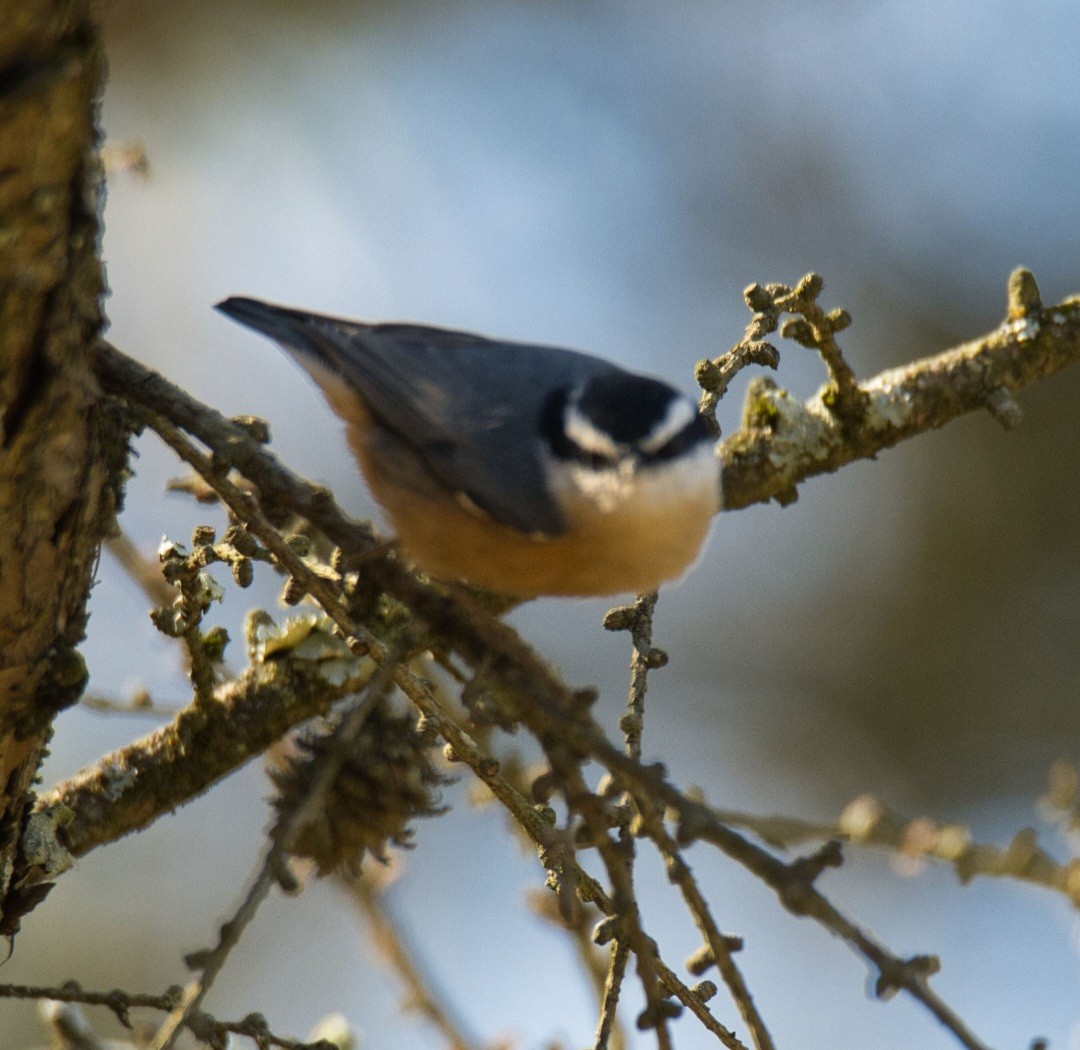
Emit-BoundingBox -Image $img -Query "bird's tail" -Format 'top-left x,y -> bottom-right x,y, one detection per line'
215,296 -> 348,375
216,296 -> 313,350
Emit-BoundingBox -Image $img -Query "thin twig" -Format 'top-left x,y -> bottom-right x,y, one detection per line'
143,410 -> 359,633
94,270 -> 1080,696
0,980 -> 330,1049
696,290 -> 782,430
527,888 -> 627,1050
590,594 -> 658,1050
79,690 -> 179,718
606,595 -> 771,1050
136,392 -> 987,1050
652,959 -> 748,1049
80,287 -> 1076,1050
392,663 -> 746,1048
772,273 -> 862,420
592,592 -> 662,1050
603,591 -> 662,764
343,870 -> 485,1050
148,640 -> 408,1050
128,405 -> 586,908
710,794 -> 1080,908
95,342 -> 378,554
520,715 -> 996,1050
97,404 -> 993,1050
105,530 -> 178,609
595,943 -> 632,1050
639,808 -> 773,1050
549,747 -> 674,1050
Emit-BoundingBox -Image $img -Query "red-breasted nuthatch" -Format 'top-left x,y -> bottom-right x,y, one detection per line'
217,297 -> 719,597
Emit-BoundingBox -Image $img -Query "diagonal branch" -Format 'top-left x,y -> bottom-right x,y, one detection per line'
719,269 -> 1078,510
148,638 -> 407,1050
39,650 -> 377,858
343,870 -> 486,1050
709,795 -> 1080,909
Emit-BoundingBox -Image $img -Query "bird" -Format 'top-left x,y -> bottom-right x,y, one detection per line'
216,297 -> 720,597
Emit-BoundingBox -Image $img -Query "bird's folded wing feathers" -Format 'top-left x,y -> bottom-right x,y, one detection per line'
217,297 -> 594,538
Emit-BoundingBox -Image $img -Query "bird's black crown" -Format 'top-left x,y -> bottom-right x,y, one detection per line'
541,372 -> 712,468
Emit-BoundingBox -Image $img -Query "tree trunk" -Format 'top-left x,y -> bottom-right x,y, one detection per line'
0,1 -> 115,934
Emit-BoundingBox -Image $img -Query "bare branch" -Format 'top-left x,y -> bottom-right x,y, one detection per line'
536,725 -> 995,1050
105,530 -> 178,609
595,942 -> 633,1050
696,289 -> 782,430
603,591 -> 664,762
528,889 -> 625,1050
92,272 -> 1080,722
0,979 -> 333,1049
641,808 -> 772,1050
589,593 -> 663,1050
605,597 -> 770,1049
710,793 -> 1080,908
342,869 -> 486,1050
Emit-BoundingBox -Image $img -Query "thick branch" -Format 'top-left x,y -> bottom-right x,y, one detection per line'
719,276 -> 1078,509
40,652 -> 375,858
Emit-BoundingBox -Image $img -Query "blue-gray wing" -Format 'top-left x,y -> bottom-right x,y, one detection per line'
216,297 -> 612,538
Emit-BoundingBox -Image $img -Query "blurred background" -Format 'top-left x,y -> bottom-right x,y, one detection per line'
7,1 -> 1080,1047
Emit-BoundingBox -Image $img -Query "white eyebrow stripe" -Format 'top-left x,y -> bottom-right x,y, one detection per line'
564,403 -> 620,459
638,397 -> 696,453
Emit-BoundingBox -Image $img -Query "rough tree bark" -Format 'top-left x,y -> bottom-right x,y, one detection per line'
0,2 -> 117,933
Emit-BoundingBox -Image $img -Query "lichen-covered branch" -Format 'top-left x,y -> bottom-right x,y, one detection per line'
8,2 -> 1069,1046
93,272 -> 1080,726
39,626 -> 378,858
148,638 -> 405,1050
719,269 -> 1076,509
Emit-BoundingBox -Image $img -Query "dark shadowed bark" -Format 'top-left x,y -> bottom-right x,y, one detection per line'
0,1 -> 118,933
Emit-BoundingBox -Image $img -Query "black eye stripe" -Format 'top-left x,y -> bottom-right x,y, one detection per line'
541,385 -> 711,468
638,412 -> 713,464
540,387 -> 617,466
